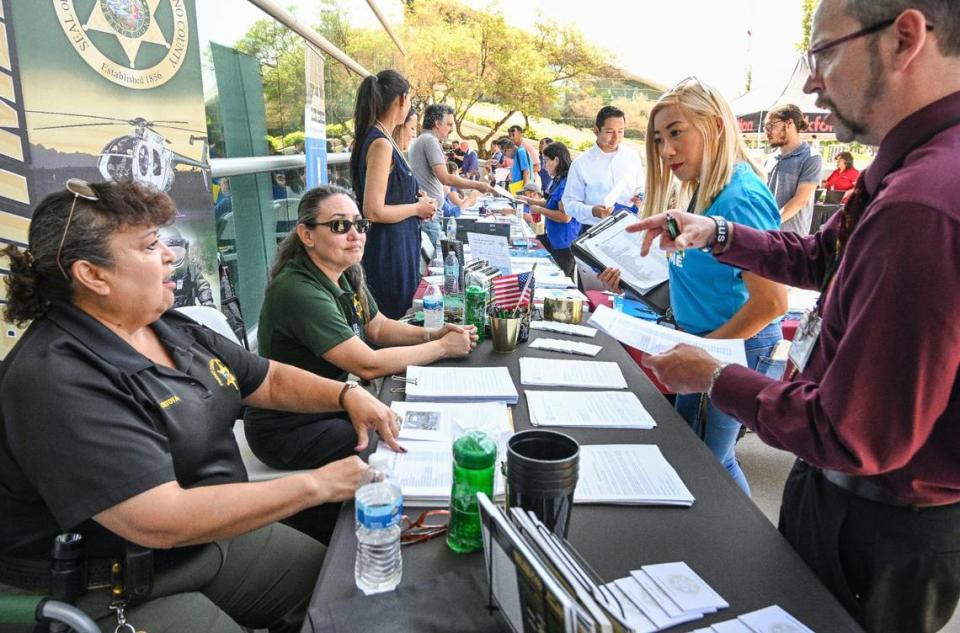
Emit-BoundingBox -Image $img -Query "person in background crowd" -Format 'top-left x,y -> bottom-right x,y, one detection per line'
764,103 -> 823,234
245,186 -> 476,539
538,136 -> 554,192
508,125 -> 541,185
460,141 -> 480,179
408,104 -> 494,244
516,141 -> 580,278
444,161 -> 480,215
497,138 -> 532,191
0,180 -> 396,632
632,2 -> 960,630
350,69 -> 436,319
823,150 -> 860,192
562,105 -> 645,231
392,106 -> 418,151
601,78 -> 787,494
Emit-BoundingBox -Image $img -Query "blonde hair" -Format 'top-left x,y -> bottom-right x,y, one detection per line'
644,79 -> 763,216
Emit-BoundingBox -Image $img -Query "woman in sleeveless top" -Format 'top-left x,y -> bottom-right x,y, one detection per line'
350,70 -> 437,318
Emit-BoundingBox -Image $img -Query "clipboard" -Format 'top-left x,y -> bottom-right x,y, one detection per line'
571,211 -> 671,316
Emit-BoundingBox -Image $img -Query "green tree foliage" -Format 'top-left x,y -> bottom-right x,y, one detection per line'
235,0 -> 615,155
234,17 -> 306,140
796,0 -> 819,52
403,0 -> 613,155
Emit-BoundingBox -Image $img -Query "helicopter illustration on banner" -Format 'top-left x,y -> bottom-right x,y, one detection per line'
28,110 -> 210,192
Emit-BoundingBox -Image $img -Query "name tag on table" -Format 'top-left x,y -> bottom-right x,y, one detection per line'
788,309 -> 821,373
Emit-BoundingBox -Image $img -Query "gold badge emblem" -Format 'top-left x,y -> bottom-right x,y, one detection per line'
53,0 -> 189,90
208,358 -> 238,391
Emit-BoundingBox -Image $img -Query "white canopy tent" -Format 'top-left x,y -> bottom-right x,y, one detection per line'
733,58 -> 833,139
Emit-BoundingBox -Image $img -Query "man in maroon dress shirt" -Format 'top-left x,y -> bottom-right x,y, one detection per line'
630,2 -> 960,632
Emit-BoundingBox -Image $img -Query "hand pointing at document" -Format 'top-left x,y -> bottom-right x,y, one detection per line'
626,211 -> 728,257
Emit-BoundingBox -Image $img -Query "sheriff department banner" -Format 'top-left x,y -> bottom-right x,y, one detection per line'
0,0 -> 217,358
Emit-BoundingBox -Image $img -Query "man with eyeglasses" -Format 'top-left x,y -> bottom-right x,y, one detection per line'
763,104 -> 823,235
631,2 -> 960,631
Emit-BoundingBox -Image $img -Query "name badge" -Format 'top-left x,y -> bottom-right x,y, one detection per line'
788,309 -> 822,373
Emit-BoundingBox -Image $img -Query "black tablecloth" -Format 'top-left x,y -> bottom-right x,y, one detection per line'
304,329 -> 862,632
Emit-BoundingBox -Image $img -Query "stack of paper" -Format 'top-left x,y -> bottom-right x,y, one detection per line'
375,440 -> 505,506
589,305 -> 748,367
575,445 -> 695,506
526,391 -> 656,430
689,605 -> 815,633
402,366 -> 519,404
528,338 -> 603,357
519,357 -> 628,389
391,401 -> 513,443
529,320 -> 597,338
605,562 -> 729,631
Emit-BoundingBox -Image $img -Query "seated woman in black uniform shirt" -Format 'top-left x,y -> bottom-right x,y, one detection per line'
0,180 -> 400,633
244,185 -> 477,473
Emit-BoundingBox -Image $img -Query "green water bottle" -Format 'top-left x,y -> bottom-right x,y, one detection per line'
447,430 -> 497,553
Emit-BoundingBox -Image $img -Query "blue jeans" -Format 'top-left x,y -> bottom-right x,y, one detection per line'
421,219 -> 441,247
675,322 -> 784,495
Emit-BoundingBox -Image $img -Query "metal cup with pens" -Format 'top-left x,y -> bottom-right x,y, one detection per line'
489,266 -> 535,352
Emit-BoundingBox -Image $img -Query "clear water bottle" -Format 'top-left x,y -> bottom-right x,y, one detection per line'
423,283 -> 444,329
355,453 -> 403,594
429,244 -> 444,276
446,216 -> 457,239
444,251 -> 460,295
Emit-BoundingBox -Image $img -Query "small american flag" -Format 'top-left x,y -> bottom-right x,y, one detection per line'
491,271 -> 533,310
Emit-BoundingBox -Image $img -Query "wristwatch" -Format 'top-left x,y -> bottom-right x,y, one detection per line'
701,216 -> 729,253
338,380 -> 360,410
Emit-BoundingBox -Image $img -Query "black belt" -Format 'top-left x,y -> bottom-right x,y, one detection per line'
820,468 -> 948,509
0,555 -> 115,593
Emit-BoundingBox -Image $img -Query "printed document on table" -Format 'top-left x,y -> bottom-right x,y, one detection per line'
376,440 -> 506,506
529,320 -> 597,338
738,605 -> 816,633
519,357 -> 628,389
526,391 -> 656,429
579,216 -> 669,292
574,444 -> 695,505
467,233 -> 512,275
589,304 -> 748,366
390,401 -> 513,442
528,338 -> 603,357
403,366 -> 519,403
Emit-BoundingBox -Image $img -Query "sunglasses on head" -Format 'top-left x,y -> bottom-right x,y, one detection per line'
56,178 -> 99,280
303,218 -> 372,234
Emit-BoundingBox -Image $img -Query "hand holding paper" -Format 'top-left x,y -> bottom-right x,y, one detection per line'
640,344 -> 724,395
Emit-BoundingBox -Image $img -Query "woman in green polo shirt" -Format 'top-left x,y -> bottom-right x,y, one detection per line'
244,185 -> 476,482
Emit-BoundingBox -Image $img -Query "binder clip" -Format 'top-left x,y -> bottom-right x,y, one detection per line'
389,375 -> 417,394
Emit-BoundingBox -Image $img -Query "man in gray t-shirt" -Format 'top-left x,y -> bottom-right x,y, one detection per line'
762,104 -> 823,235
408,104 -> 493,244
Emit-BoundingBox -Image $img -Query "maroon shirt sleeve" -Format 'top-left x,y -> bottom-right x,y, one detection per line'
716,213 -> 839,291
711,201 -> 960,478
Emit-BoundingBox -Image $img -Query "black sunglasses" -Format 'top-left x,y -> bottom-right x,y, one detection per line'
303,218 -> 372,234
57,179 -> 99,280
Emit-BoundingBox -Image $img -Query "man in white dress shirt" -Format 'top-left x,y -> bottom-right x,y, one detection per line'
562,105 -> 645,231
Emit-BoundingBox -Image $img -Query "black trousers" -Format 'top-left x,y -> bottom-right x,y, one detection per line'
244,413 -> 358,543
538,233 -> 577,280
779,460 -> 960,633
